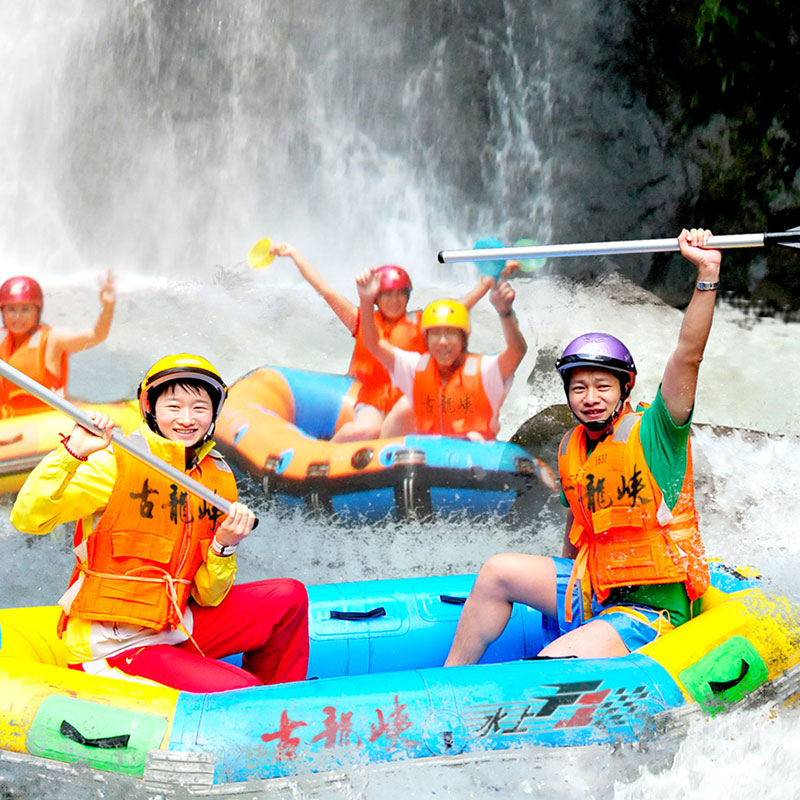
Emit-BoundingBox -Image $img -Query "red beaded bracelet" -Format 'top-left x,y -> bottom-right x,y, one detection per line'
59,433 -> 89,462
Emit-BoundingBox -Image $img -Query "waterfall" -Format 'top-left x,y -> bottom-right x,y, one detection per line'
0,0 -> 694,290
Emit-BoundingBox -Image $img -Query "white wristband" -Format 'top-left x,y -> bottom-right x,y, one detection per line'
211,538 -> 238,557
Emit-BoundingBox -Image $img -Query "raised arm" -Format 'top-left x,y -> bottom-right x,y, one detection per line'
461,275 -> 493,310
271,243 -> 358,333
355,268 -> 397,373
489,279 -> 527,380
44,269 -> 116,374
660,228 -> 722,426
461,260 -> 523,311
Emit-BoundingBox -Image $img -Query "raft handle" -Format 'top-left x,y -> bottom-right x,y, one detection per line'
523,654 -> 578,661
329,607 -> 386,621
59,720 -> 130,749
351,447 -> 374,470
0,433 -> 23,446
708,659 -> 750,693
439,595 -> 467,606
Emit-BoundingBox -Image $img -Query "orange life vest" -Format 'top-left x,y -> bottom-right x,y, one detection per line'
348,309 -> 425,413
62,431 -> 238,632
0,325 -> 68,417
558,407 -> 709,616
411,352 -> 497,439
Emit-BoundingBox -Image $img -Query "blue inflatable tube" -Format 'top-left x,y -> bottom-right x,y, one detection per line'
3,562 -> 795,787
165,563 -> 777,784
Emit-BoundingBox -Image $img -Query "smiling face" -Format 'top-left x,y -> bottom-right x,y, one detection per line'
426,326 -> 466,371
375,288 -> 409,321
1,303 -> 40,338
567,367 -> 623,426
151,383 -> 214,448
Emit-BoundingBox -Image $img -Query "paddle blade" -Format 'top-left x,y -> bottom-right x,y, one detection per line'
511,238 -> 547,274
775,225 -> 800,249
473,237 -> 506,278
247,237 -> 275,269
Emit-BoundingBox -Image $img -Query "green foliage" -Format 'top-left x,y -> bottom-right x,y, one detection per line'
619,0 -> 800,314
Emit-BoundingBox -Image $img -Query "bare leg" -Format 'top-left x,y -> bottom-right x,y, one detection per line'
332,405 -> 384,442
445,553 -> 558,666
539,618 -> 628,658
381,396 -> 415,437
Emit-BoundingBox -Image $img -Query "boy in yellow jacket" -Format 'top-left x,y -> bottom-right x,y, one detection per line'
12,354 -> 308,691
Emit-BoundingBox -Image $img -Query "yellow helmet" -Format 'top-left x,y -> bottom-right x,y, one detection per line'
421,299 -> 471,336
137,354 -> 228,428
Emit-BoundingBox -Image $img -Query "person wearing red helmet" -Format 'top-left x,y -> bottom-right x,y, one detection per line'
269,243 -> 494,441
0,270 -> 116,417
444,228 -> 722,663
355,267 -> 527,441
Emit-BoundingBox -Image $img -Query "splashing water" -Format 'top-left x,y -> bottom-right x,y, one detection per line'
2,2 -> 800,797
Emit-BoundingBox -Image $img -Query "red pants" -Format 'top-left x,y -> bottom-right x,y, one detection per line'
105,579 -> 308,692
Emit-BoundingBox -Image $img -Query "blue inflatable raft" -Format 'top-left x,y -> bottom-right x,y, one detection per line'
2,562 -> 799,788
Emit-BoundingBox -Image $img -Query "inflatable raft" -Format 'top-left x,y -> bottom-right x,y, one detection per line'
0,399 -> 140,495
214,365 -> 555,522
1,562 -> 799,789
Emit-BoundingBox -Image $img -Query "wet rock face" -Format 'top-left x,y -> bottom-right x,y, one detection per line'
509,403 -> 574,468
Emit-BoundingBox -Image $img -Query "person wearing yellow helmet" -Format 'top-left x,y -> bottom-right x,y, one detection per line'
355,267 -> 527,441
137,353 -> 229,449
0,269 -> 116,418
269,243 -> 496,441
11,354 -> 308,692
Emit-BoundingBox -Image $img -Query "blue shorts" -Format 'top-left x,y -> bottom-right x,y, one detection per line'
543,557 -> 675,652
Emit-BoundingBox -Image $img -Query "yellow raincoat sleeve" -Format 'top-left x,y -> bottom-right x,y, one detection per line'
195,550 -> 237,606
10,442 -> 237,607
10,445 -> 116,534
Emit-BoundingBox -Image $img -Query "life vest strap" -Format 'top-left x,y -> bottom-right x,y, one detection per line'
564,544 -> 589,624
599,603 -> 674,640
75,564 -> 205,656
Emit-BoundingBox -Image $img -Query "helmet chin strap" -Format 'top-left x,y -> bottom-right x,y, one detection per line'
583,417 -> 614,436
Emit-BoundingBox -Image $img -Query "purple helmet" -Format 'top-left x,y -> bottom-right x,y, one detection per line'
555,332 -> 637,395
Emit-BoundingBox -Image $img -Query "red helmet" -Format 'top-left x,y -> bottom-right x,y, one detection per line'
375,265 -> 412,293
0,276 -> 44,308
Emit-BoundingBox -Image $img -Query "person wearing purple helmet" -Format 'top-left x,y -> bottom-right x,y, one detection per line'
553,331 -> 638,434
445,227 -> 722,662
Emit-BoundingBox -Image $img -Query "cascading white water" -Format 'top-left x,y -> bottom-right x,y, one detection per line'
2,2 -> 800,797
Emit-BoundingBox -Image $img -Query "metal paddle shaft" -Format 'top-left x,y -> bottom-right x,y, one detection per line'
0,359 -> 233,517
438,228 -> 800,264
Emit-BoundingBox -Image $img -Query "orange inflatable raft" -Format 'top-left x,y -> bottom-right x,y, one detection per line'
0,399 -> 141,495
214,365 -> 555,522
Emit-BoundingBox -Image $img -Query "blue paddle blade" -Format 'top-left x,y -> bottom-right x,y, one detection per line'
473,237 -> 505,278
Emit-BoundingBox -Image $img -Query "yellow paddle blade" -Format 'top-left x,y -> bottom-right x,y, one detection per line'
247,237 -> 275,269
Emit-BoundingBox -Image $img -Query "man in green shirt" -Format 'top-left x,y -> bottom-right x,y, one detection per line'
445,227 -> 722,663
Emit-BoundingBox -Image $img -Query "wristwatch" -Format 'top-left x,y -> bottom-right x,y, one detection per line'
211,539 -> 238,557
696,280 -> 720,291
